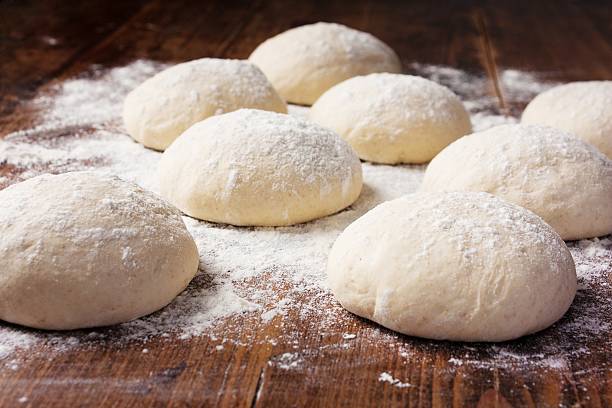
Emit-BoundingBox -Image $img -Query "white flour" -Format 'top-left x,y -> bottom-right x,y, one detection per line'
0,61 -> 609,377
378,372 -> 412,388
158,108 -> 362,226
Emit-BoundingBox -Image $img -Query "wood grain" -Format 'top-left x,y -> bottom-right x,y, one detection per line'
0,0 -> 150,134
0,0 -> 610,406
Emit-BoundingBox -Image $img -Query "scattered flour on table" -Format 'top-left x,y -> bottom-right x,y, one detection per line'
378,372 -> 412,388
0,60 -> 609,377
271,352 -> 303,370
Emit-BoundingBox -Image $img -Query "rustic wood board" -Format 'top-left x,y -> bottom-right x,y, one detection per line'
0,1 -> 611,406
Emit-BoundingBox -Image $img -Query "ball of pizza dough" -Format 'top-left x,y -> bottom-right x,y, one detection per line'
522,81 -> 612,158
123,58 -> 287,151
249,22 -> 401,105
309,73 -> 471,164
327,191 -> 576,342
421,124 -> 612,240
159,109 -> 363,226
0,172 -> 199,330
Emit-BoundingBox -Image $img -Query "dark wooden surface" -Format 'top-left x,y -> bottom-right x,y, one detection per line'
1,0 -> 611,406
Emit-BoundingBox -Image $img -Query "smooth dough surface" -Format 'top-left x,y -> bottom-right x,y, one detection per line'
421,124 -> 612,240
123,58 -> 287,151
309,73 -> 471,164
327,191 -> 576,342
522,81 -> 612,158
0,172 -> 199,330
249,22 -> 401,105
159,109 -> 363,226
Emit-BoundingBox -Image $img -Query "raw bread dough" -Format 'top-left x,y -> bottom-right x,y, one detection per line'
159,109 -> 363,226
309,73 -> 471,164
522,81 -> 612,158
0,172 -> 199,330
421,124 -> 612,240
249,22 -> 401,105
123,58 -> 287,151
327,191 -> 576,342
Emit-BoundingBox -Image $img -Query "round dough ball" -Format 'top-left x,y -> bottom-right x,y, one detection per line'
159,109 -> 363,226
327,191 -> 576,342
522,81 -> 612,158
123,58 -> 287,151
0,172 -> 199,330
421,124 -> 612,240
249,22 -> 401,105
309,73 -> 472,164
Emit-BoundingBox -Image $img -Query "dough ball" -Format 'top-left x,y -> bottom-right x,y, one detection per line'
159,109 -> 363,226
327,191 -> 576,342
309,73 -> 471,164
522,81 -> 612,158
421,124 -> 612,240
249,22 -> 401,105
123,58 -> 287,151
0,172 -> 199,330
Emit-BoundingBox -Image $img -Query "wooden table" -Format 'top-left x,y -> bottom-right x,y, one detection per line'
1,1 -> 611,406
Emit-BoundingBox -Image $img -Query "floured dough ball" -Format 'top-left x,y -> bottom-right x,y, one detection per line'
522,81 -> 612,158
123,58 -> 287,151
249,22 -> 401,105
328,192 -> 576,342
159,109 -> 363,226
421,124 -> 612,240
0,172 -> 199,330
310,73 -> 471,164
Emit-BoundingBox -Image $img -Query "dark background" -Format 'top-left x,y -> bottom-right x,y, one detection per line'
1,0 -> 611,135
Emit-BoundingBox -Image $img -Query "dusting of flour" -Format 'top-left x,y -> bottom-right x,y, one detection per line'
0,61 -> 609,379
